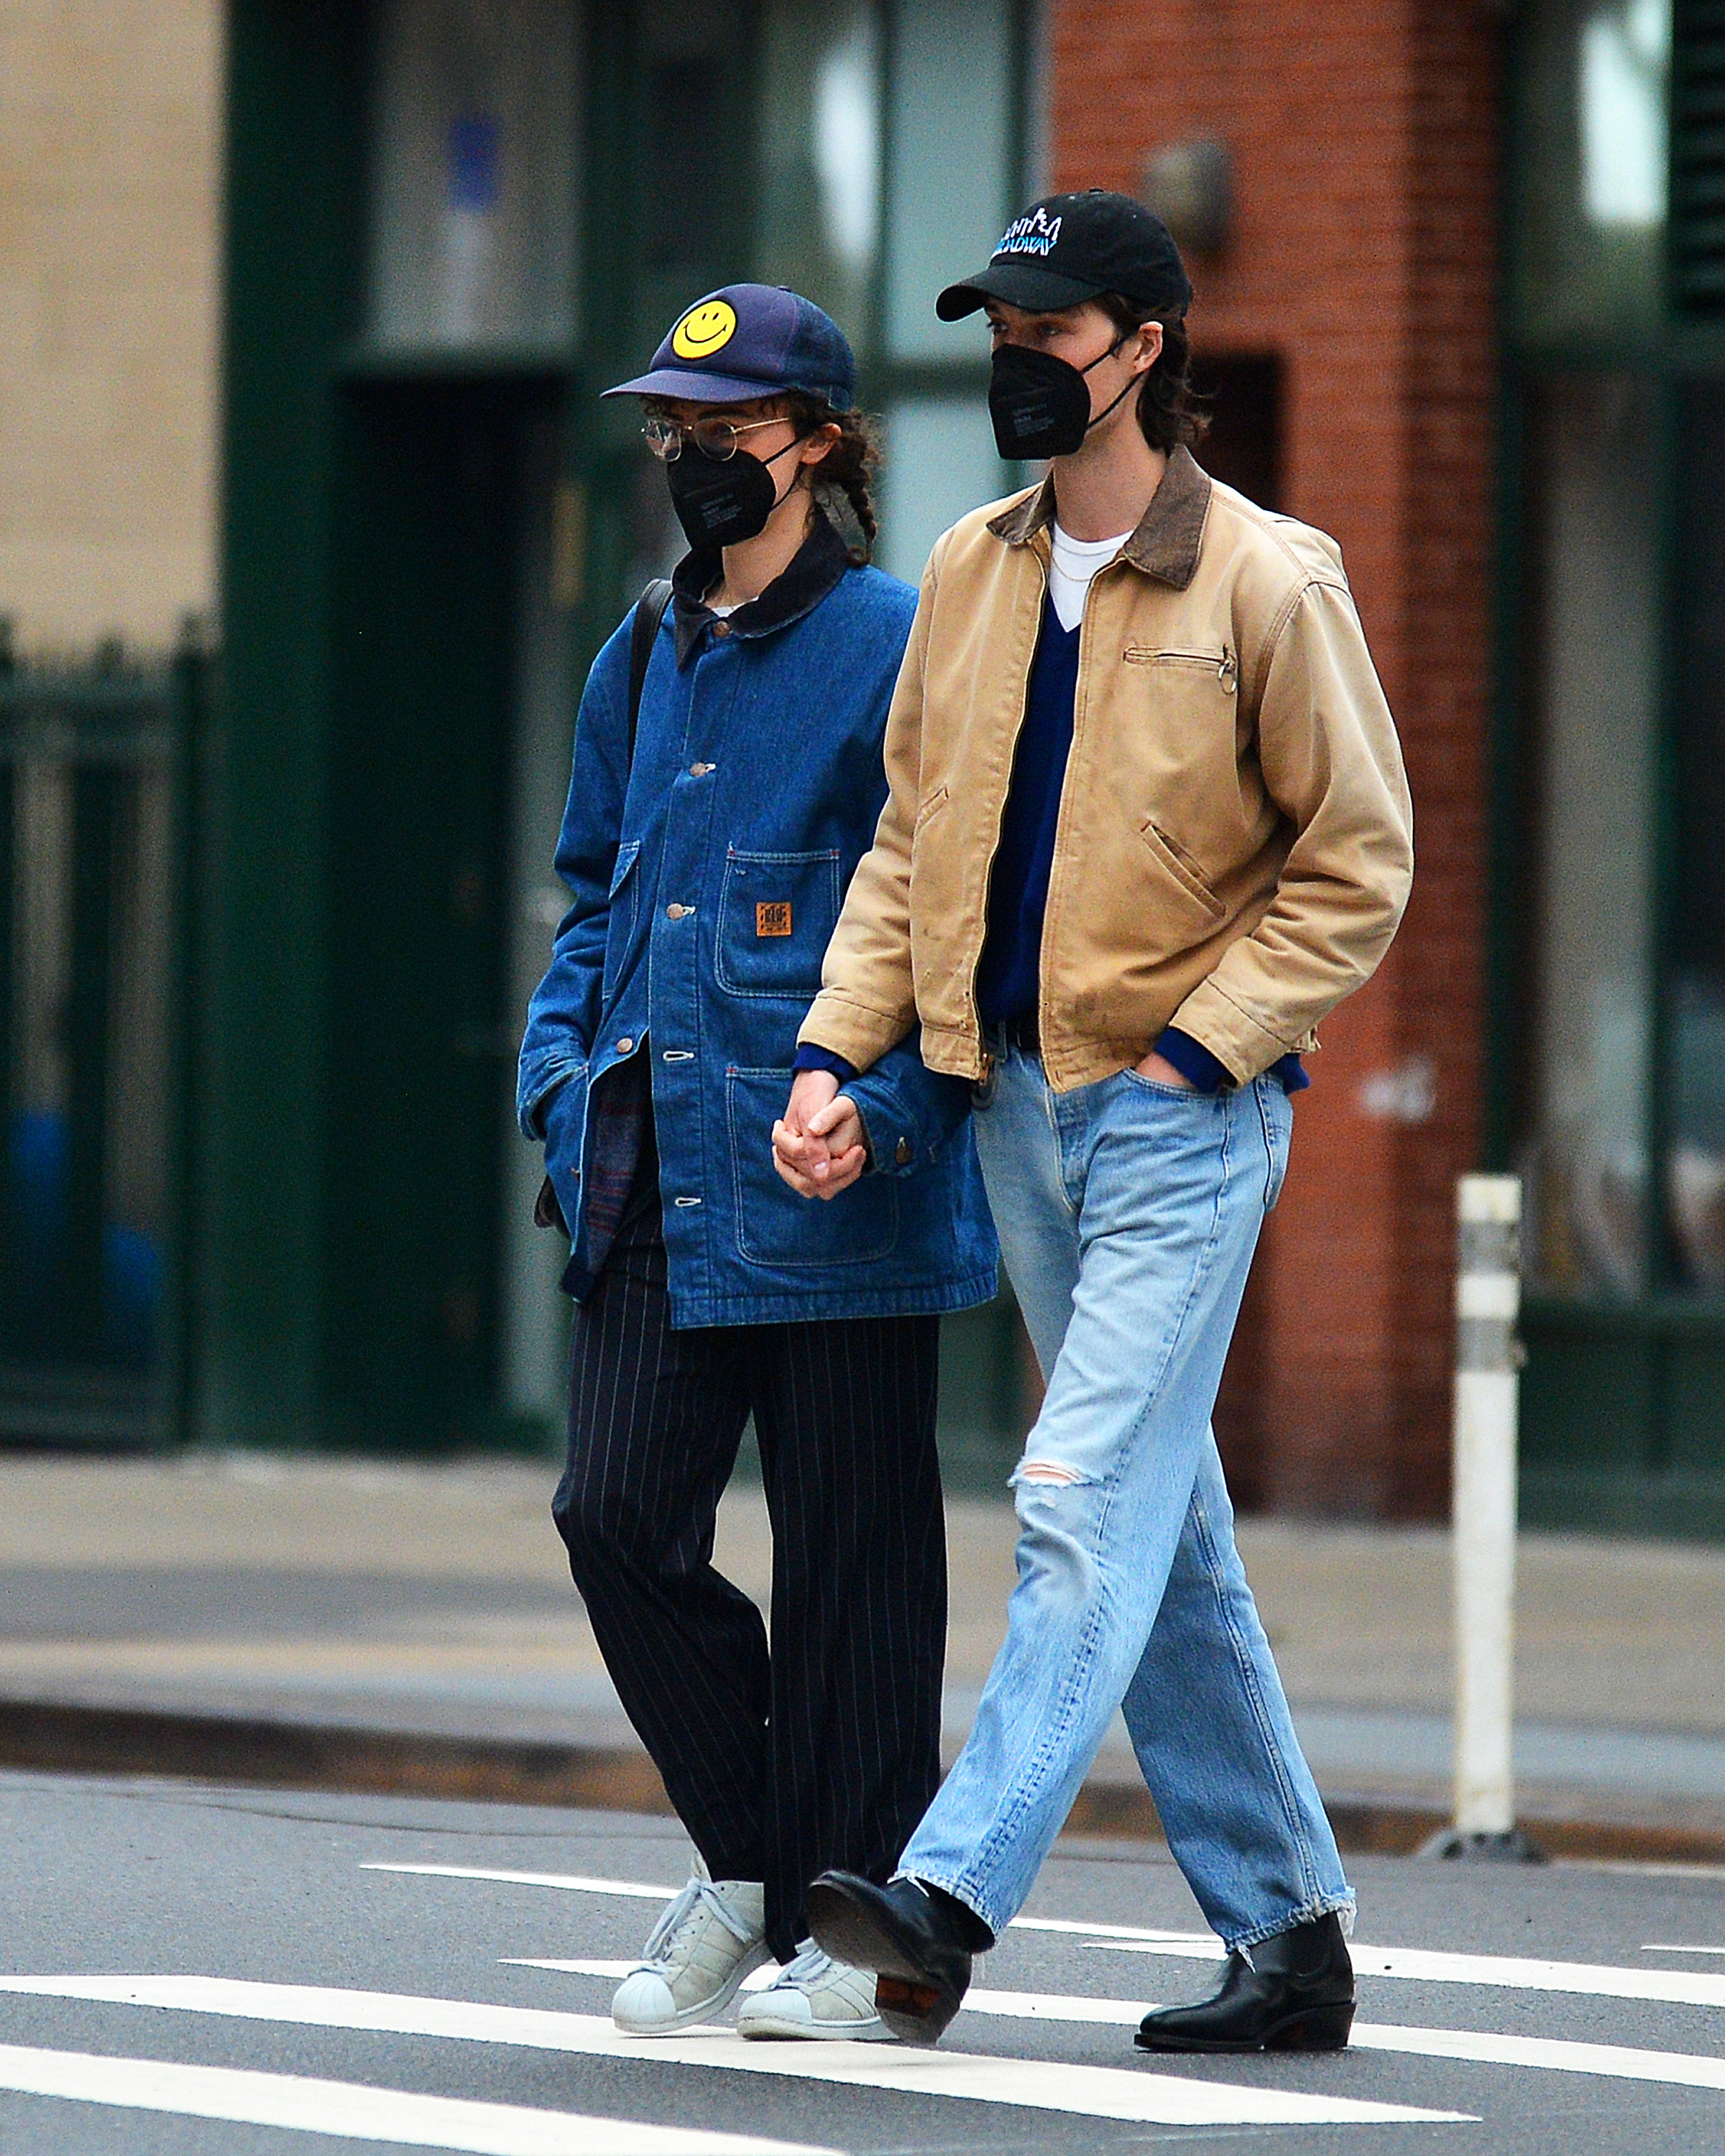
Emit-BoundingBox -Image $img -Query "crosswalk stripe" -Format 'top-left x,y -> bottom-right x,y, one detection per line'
0,1976 -> 1469,2127
362,1866 -> 1198,1947
0,2040 -> 835,2155
513,1961 -> 1725,2096
513,1960 -> 780,1990
1011,1917 -> 1220,1943
952,1986 -> 1725,2096
1098,1938 -> 1725,2009
363,1866 -> 675,1899
365,1862 -> 1725,2012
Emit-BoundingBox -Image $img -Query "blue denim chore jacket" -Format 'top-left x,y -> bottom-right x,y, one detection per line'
518,513 -> 998,1328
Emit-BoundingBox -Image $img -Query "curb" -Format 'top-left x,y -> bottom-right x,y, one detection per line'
1062,1772 -> 1725,1866
5,1697 -> 1725,1868
0,1700 -> 672,1816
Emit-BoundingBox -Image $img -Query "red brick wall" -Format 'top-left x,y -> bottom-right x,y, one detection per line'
1048,0 -> 1502,1516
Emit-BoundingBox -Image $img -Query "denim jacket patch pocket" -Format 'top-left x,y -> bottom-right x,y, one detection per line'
715,848 -> 842,1000
725,1066 -> 899,1268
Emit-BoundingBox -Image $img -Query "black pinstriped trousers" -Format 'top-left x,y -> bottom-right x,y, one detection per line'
552,1165 -> 946,1962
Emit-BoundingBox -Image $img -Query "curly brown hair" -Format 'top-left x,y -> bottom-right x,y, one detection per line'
777,391 -> 880,563
1095,296 -> 1209,457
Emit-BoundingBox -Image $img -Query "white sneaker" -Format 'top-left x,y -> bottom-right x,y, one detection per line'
611,1867 -> 770,2035
735,1940 -> 893,2041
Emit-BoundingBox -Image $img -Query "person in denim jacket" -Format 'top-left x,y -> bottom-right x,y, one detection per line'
517,285 -> 995,2045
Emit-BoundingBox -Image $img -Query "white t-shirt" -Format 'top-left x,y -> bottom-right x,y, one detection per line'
1047,522 -> 1133,634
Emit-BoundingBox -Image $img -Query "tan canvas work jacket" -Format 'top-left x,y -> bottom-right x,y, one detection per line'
798,446 -> 1414,1093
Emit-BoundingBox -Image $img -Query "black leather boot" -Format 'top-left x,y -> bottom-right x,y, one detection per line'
806,1871 -> 993,2045
1135,1911 -> 1354,2053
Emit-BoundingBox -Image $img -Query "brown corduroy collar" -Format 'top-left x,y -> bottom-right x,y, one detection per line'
985,443 -> 1213,591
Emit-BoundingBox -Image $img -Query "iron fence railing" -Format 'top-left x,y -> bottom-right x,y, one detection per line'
0,630 -> 207,1447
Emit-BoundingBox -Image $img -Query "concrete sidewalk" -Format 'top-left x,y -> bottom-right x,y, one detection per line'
3,1452 -> 1724,1854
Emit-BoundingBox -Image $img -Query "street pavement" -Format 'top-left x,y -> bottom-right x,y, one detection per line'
2,1454 -> 1724,1838
6,1771 -> 1725,2152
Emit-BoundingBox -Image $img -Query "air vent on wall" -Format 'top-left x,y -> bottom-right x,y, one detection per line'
1674,0 -> 1725,314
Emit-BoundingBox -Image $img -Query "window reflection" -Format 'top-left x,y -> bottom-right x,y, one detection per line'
885,0 -> 1015,361
1670,384 -> 1725,1289
758,0 -> 881,338
1522,376 -> 1659,1294
1581,0 -> 1669,228
1512,0 -> 1669,344
369,0 -> 581,354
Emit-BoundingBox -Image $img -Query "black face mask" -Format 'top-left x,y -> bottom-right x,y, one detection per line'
664,436 -> 800,550
988,336 -> 1136,461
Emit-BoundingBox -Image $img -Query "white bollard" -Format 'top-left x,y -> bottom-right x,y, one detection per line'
1428,1174 -> 1543,1861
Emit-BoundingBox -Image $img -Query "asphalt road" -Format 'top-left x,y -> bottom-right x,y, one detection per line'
4,1769 -> 1725,2154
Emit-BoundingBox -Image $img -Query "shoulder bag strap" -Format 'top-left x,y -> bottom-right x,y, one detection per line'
626,576 -> 675,770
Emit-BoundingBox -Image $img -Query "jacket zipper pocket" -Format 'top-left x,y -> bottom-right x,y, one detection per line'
1123,646 -> 1237,693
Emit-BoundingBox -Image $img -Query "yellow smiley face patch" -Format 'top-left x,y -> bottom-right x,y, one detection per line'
672,300 -> 737,360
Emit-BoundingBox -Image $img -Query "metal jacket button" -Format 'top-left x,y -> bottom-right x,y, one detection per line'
689,762 -> 713,776
615,1036 -> 635,1054
666,903 -> 690,919
895,1137 -> 913,1166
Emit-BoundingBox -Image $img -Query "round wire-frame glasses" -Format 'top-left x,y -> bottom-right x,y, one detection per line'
640,414 -> 787,462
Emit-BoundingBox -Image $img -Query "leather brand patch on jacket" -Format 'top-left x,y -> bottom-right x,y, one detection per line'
757,902 -> 792,936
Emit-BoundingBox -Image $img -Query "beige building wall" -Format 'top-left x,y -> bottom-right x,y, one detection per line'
0,0 -> 223,655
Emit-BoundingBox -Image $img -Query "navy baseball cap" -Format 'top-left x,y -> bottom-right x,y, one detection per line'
937,190 -> 1192,321
603,283 -> 855,409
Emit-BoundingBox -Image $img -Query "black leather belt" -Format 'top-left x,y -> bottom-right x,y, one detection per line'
998,1013 -> 1039,1052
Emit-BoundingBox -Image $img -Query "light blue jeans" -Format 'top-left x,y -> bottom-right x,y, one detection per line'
901,1046 -> 1354,1950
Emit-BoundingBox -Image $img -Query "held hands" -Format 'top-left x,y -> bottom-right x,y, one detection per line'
773,1069 -> 868,1199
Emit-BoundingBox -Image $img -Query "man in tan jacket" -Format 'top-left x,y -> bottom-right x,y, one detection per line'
775,191 -> 1412,2055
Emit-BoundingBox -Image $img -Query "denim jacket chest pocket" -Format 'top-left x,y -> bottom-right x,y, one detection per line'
715,847 -> 842,999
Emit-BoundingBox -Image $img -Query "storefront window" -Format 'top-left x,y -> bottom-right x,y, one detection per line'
878,396 -> 1013,584
1512,0 -> 1669,347
1523,375 -> 1660,1292
883,0 -> 1016,361
369,0 -> 581,354
1669,384 -> 1725,1286
758,0 -> 881,345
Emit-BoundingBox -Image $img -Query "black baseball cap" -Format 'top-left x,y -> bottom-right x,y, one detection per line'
937,190 -> 1192,321
604,283 -> 855,409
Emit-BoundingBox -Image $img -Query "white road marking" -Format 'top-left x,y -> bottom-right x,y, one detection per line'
1011,1917 -> 1218,1943
363,1864 -> 676,1899
0,2040 -> 834,2155
1097,1937 -> 1725,2009
505,1962 -> 1725,2100
0,1976 -> 1468,2128
362,1869 -> 1201,1945
958,1987 -> 1725,2097
1348,2022 -> 1725,2091
513,1959 -> 780,1990
365,1865 -> 1725,2014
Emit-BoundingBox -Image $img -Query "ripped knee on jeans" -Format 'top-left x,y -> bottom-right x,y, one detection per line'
1013,1459 -> 1089,1488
